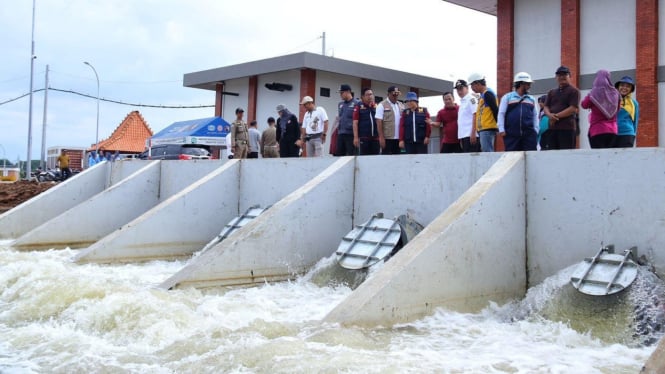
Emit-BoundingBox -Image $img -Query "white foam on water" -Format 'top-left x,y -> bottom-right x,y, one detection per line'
0,244 -> 656,373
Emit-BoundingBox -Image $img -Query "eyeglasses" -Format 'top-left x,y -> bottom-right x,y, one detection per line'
391,91 -> 400,95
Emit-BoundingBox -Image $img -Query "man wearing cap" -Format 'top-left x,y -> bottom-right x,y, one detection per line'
261,117 -> 279,158
230,107 -> 249,159
334,84 -> 360,156
455,79 -> 479,152
614,76 -> 639,148
276,104 -> 301,158
376,85 -> 405,155
468,73 -> 499,152
543,66 -> 580,150
399,92 -> 432,154
300,96 -> 329,157
497,72 -> 539,151
352,88 -> 380,156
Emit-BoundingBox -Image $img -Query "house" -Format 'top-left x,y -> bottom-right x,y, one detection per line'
444,0 -> 662,148
88,110 -> 154,156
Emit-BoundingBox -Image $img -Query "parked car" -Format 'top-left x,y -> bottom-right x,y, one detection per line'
141,145 -> 211,160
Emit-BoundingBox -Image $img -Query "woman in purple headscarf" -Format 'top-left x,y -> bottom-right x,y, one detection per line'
581,69 -> 620,149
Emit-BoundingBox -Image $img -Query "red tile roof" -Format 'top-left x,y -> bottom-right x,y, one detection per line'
88,111 -> 153,153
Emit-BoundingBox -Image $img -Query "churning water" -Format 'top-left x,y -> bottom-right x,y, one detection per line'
0,240 -> 658,373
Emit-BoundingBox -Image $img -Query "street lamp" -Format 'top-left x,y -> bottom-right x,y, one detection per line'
83,61 -> 100,152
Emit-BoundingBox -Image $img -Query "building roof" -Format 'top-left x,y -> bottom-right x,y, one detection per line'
443,0 -> 497,16
183,52 -> 452,97
89,111 -> 153,153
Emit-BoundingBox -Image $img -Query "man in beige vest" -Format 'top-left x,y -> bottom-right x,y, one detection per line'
376,85 -> 405,155
231,107 -> 249,159
261,117 -> 280,158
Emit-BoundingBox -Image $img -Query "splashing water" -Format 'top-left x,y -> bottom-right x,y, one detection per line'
0,242 -> 657,373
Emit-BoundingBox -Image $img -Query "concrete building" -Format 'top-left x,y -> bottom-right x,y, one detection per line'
182,52 -> 451,135
445,0 -> 663,149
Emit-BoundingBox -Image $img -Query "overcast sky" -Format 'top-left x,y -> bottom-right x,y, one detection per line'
0,0 -> 496,162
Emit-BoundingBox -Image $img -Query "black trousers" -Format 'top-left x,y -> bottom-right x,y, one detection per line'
279,140 -> 300,158
440,142 -> 462,153
358,138 -> 380,155
404,142 -> 428,154
460,137 -> 480,153
335,133 -> 356,156
615,135 -> 635,148
589,133 -> 616,149
546,130 -> 576,150
382,139 -> 401,155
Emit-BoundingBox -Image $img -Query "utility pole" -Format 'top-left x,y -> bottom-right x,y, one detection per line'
40,64 -> 49,169
26,0 -> 36,179
321,31 -> 326,56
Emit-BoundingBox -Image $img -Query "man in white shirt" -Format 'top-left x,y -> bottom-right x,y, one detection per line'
454,79 -> 479,152
376,85 -> 405,155
300,96 -> 329,157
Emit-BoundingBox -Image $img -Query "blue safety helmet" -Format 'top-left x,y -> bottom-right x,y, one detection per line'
614,76 -> 635,92
405,92 -> 418,102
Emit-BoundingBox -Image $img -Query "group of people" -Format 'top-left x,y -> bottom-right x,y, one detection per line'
460,66 -> 639,152
87,149 -> 120,167
227,66 -> 639,159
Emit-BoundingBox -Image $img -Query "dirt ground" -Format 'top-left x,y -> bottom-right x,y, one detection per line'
0,180 -> 58,214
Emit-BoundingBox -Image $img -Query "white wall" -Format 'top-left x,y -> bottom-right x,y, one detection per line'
257,71 -> 301,132
515,0 -> 561,81
221,77 -> 250,122
580,0 -> 636,75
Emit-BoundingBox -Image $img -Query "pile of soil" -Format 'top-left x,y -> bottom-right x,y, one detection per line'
0,180 -> 58,214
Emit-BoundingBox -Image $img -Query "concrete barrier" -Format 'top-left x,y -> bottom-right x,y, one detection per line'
526,147 -> 665,285
354,153 -> 502,226
160,157 -> 356,289
11,161 -> 162,250
0,162 -> 110,239
324,152 -> 526,326
74,157 -> 340,263
74,160 -> 241,263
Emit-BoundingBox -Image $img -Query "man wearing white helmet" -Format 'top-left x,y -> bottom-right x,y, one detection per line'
468,73 -> 499,152
497,72 -> 540,151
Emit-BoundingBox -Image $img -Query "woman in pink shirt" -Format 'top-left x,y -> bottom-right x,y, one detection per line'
581,69 -> 620,149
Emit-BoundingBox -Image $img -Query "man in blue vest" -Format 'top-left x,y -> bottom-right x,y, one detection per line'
352,88 -> 380,155
497,72 -> 539,151
334,84 -> 360,156
399,92 -> 432,154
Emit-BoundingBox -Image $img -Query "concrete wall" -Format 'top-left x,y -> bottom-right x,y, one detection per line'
12,162 -> 162,250
74,157 -> 339,263
354,153 -> 502,226
325,153 -> 527,326
74,161 -> 241,263
526,148 -> 665,285
158,160 -> 224,201
0,162 -> 110,239
160,157 -> 356,289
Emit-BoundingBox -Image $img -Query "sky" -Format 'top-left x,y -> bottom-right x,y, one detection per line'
0,0 -> 496,162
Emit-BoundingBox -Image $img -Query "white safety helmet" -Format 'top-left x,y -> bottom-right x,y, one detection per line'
467,72 -> 485,84
513,72 -> 533,83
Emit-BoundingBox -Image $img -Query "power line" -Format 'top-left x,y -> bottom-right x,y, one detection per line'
0,87 -> 214,108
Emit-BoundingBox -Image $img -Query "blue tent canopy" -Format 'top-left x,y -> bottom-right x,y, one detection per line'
149,116 -> 231,147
